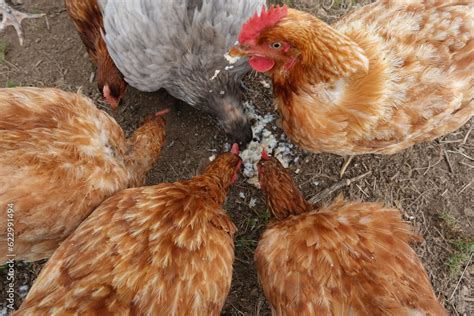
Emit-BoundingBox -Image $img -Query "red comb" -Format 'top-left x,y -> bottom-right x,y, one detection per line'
231,143 -> 240,155
261,149 -> 269,160
238,5 -> 288,45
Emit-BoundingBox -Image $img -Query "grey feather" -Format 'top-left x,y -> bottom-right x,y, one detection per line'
100,0 -> 266,144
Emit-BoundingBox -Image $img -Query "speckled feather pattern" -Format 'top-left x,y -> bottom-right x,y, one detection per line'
269,0 -> 473,155
14,153 -> 240,315
100,0 -> 264,105
0,88 -> 165,263
257,157 -> 446,315
98,0 -> 265,143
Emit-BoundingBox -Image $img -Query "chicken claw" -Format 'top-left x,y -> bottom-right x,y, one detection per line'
0,0 -> 45,45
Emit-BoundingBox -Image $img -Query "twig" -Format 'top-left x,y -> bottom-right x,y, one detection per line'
4,59 -> 19,70
458,181 -> 472,194
449,252 -> 473,302
462,125 -> 472,145
444,149 -> 453,173
255,299 -> 264,316
339,155 -> 354,178
413,147 -> 443,175
309,171 -> 372,204
167,162 -> 179,177
447,300 -> 460,316
247,203 -> 264,218
166,140 -> 175,149
407,187 -> 434,209
230,303 -> 245,316
460,161 -> 474,168
300,173 -> 337,186
390,171 -> 400,181
356,184 -> 369,198
440,139 -> 463,144
234,257 -> 249,265
448,149 -> 474,161
44,15 -> 50,30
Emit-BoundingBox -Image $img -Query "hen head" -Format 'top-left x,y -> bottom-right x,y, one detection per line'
204,144 -> 242,190
230,5 -> 368,83
229,5 -> 297,73
257,150 -> 310,220
174,62 -> 253,146
96,39 -> 127,109
212,93 -> 253,147
128,110 -> 168,162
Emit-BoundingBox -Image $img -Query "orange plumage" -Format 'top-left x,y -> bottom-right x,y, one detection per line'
14,148 -> 242,315
0,87 -> 165,263
255,154 -> 446,315
233,1 -> 473,155
64,0 -> 126,108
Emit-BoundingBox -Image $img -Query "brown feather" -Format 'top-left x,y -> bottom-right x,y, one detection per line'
0,87 -> 165,263
13,151 -> 241,315
256,156 -> 446,315
240,1 -> 473,155
257,157 -> 311,219
64,0 -> 126,102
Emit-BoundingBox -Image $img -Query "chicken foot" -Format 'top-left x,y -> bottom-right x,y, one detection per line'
0,0 -> 45,46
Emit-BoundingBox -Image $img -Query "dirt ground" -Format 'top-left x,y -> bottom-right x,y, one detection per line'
1,0 -> 473,315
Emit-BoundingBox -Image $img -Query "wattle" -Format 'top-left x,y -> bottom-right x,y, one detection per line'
249,56 -> 275,73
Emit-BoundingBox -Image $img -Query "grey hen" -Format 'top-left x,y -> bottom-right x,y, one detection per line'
100,0 -> 266,146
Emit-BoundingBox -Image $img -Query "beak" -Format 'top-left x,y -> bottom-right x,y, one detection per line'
103,85 -> 120,110
231,143 -> 240,155
228,45 -> 250,58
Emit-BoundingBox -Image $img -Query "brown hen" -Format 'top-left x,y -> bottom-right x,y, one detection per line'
0,87 -> 166,263
64,0 -> 126,108
255,152 -> 446,315
232,1 -> 473,155
14,146 -> 242,315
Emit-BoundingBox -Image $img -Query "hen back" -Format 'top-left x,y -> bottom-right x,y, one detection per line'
256,198 -> 446,315
15,152 -> 240,315
0,87 -> 165,263
256,156 -> 446,315
100,0 -> 265,144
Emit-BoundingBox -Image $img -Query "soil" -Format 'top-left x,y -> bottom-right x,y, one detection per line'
0,0 -> 472,315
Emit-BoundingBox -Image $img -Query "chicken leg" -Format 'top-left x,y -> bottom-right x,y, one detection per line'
0,0 -> 45,46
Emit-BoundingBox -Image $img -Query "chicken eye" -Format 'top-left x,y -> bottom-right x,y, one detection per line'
271,42 -> 282,49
